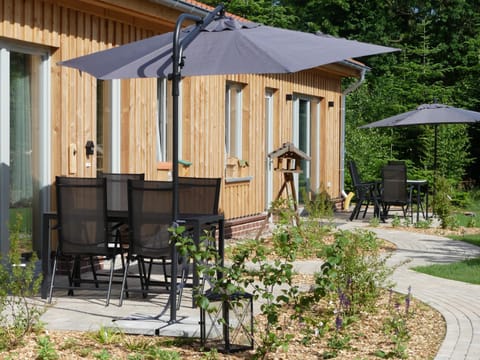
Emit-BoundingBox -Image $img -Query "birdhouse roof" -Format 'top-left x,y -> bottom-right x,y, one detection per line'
268,142 -> 311,160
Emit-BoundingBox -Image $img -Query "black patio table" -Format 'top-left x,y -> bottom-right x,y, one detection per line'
373,178 -> 429,223
407,179 -> 429,222
40,210 -> 225,307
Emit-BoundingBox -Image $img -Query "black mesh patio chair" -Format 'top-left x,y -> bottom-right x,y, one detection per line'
48,176 -> 121,306
177,177 -> 221,216
348,160 -> 381,221
177,176 -> 221,249
177,177 -> 222,297
97,172 -> 145,266
119,180 -> 189,309
98,172 -> 145,214
381,164 -> 413,220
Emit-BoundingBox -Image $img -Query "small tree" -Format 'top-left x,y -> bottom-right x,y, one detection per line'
434,176 -> 456,229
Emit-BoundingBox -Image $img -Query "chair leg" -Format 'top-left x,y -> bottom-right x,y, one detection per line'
162,258 -> 169,287
90,256 -> 99,288
119,258 -> 130,306
105,256 -> 115,307
350,200 -> 362,221
68,257 -> 80,296
48,256 -> 58,304
382,204 -> 389,219
146,258 -> 154,292
176,256 -> 190,309
362,199 -> 369,218
136,257 -> 149,298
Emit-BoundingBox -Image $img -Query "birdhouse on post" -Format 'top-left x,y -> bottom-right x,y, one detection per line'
268,142 -> 311,173
252,143 -> 311,236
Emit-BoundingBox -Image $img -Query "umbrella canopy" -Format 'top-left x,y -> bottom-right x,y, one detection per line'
58,4 -> 398,321
360,103 -> 480,128
360,103 -> 480,191
59,17 -> 398,80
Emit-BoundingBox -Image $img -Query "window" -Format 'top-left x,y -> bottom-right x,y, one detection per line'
157,78 -> 167,162
157,78 -> 176,162
96,79 -> 120,173
293,95 -> 320,203
225,83 -> 243,159
96,80 -> 109,173
265,89 -> 275,209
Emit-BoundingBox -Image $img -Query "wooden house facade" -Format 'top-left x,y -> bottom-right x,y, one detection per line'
0,0 -> 364,253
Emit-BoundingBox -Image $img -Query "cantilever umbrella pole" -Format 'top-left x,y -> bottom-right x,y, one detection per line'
170,4 -> 225,323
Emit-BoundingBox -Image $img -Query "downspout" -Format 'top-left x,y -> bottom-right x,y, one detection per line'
149,0 -> 210,17
340,63 -> 367,198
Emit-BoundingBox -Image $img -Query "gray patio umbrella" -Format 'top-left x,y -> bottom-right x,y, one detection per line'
59,17 -> 397,80
360,103 -> 480,174
59,4 -> 398,321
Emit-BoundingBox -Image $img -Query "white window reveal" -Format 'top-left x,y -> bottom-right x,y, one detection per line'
225,82 -> 243,159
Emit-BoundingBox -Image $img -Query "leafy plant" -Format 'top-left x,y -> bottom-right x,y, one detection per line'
401,217 -> 412,227
414,219 -> 432,229
466,216 -> 477,228
377,288 -> 412,359
303,185 -> 334,219
58,337 -> 80,351
93,349 -> 112,360
369,216 -> 380,227
0,213 -> 44,351
307,230 -> 393,316
391,215 -> 401,228
36,336 -> 59,360
145,347 -> 181,359
89,326 -> 123,345
182,207 -> 303,359
200,348 -> 219,360
124,336 -> 155,352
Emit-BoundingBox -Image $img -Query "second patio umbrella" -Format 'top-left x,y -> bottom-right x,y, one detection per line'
360,103 -> 480,175
360,103 -> 480,217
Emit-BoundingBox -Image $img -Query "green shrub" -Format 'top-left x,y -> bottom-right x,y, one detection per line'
376,288 -> 412,359
369,216 -> 380,227
303,186 -> 334,219
36,336 -> 59,360
414,219 -> 432,229
309,230 -> 393,315
88,326 -> 123,345
184,210 -> 302,359
391,215 -> 401,228
184,209 -> 393,358
0,214 -> 44,351
434,176 -> 455,229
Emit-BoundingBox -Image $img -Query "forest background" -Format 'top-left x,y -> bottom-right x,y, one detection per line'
204,0 -> 480,192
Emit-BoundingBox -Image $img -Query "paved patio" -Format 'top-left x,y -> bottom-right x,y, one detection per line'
39,212 -> 480,359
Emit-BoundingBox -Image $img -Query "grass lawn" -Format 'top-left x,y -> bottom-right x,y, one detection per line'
413,257 -> 480,285
413,220 -> 480,285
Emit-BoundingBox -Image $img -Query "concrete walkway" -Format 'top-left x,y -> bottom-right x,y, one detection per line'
39,216 -> 480,359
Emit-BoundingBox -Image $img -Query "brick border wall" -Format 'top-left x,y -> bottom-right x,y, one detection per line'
224,214 -> 267,239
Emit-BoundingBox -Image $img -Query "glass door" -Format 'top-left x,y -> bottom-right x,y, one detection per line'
293,97 -> 311,204
0,45 -> 50,255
